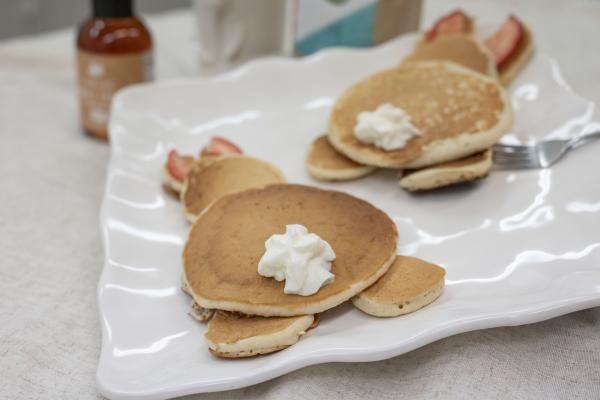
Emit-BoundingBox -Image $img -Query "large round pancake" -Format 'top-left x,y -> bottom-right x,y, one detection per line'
399,148 -> 492,191
183,184 -> 398,317
306,135 -> 376,181
496,24 -> 535,87
403,35 -> 497,78
181,155 -> 285,222
328,61 -> 512,169
352,256 -> 445,317
205,311 -> 315,358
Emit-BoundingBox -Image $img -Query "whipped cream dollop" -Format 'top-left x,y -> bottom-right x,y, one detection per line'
258,224 -> 335,296
354,103 -> 422,151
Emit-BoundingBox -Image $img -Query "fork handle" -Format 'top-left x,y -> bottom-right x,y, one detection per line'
569,130 -> 600,148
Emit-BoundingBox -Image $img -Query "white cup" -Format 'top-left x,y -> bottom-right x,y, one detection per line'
193,0 -> 297,75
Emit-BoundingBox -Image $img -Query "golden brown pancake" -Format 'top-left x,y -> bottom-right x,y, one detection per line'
353,256 -> 445,317
183,184 -> 398,316
205,311 -> 315,358
328,61 -> 512,169
181,155 -> 285,222
306,135 -> 376,181
403,35 -> 497,77
399,148 -> 492,191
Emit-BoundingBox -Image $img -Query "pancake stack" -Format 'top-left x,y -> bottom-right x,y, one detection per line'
181,183 -> 447,358
161,9 -> 537,358
183,184 -> 399,316
163,143 -> 448,358
307,60 -> 510,191
306,11 -> 534,191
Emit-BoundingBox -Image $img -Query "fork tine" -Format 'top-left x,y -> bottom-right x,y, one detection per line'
493,157 -> 540,169
492,151 -> 537,161
494,162 -> 539,170
492,144 -> 535,154
492,151 -> 536,162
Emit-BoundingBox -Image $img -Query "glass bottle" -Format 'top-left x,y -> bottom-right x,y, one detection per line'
76,0 -> 152,140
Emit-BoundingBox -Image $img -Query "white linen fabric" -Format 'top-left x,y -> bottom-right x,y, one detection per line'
1,2 -> 599,399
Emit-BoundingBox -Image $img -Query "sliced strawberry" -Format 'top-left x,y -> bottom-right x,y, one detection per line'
166,149 -> 194,182
425,10 -> 470,42
484,15 -> 525,68
203,136 -> 243,156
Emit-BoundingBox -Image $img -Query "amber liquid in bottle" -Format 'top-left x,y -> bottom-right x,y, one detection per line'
76,0 -> 152,140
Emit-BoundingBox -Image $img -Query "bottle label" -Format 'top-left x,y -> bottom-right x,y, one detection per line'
77,50 -> 152,139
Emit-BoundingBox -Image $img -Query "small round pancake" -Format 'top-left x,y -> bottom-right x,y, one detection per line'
181,155 -> 285,222
353,256 -> 445,317
183,184 -> 398,317
205,311 -> 315,358
306,135 -> 376,181
495,25 -> 535,87
328,61 -> 512,169
403,35 -> 497,78
399,148 -> 492,192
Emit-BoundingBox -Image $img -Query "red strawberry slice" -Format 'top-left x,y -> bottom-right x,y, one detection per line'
425,10 -> 470,42
203,136 -> 243,156
166,150 -> 194,182
485,15 -> 525,68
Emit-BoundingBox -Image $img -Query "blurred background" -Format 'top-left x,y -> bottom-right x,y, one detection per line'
2,1 -> 600,399
0,0 -> 189,39
1,0 -> 599,142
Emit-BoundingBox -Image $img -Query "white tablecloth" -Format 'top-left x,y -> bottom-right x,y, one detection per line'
1,1 -> 599,399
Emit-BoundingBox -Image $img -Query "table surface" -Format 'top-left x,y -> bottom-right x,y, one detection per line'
1,1 -> 599,399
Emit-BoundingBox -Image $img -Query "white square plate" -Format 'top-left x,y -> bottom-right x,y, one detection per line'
97,33 -> 600,400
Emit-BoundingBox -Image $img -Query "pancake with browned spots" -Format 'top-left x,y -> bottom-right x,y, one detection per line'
328,61 -> 511,169
183,184 -> 398,316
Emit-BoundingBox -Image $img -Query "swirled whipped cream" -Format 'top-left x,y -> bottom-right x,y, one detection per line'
258,224 -> 335,296
354,103 -> 421,151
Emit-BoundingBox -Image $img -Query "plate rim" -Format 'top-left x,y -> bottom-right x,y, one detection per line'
96,34 -> 600,400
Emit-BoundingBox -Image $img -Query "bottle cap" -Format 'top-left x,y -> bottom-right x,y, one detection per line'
93,0 -> 133,18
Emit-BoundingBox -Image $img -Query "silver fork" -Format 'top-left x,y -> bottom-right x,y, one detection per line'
492,131 -> 600,169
